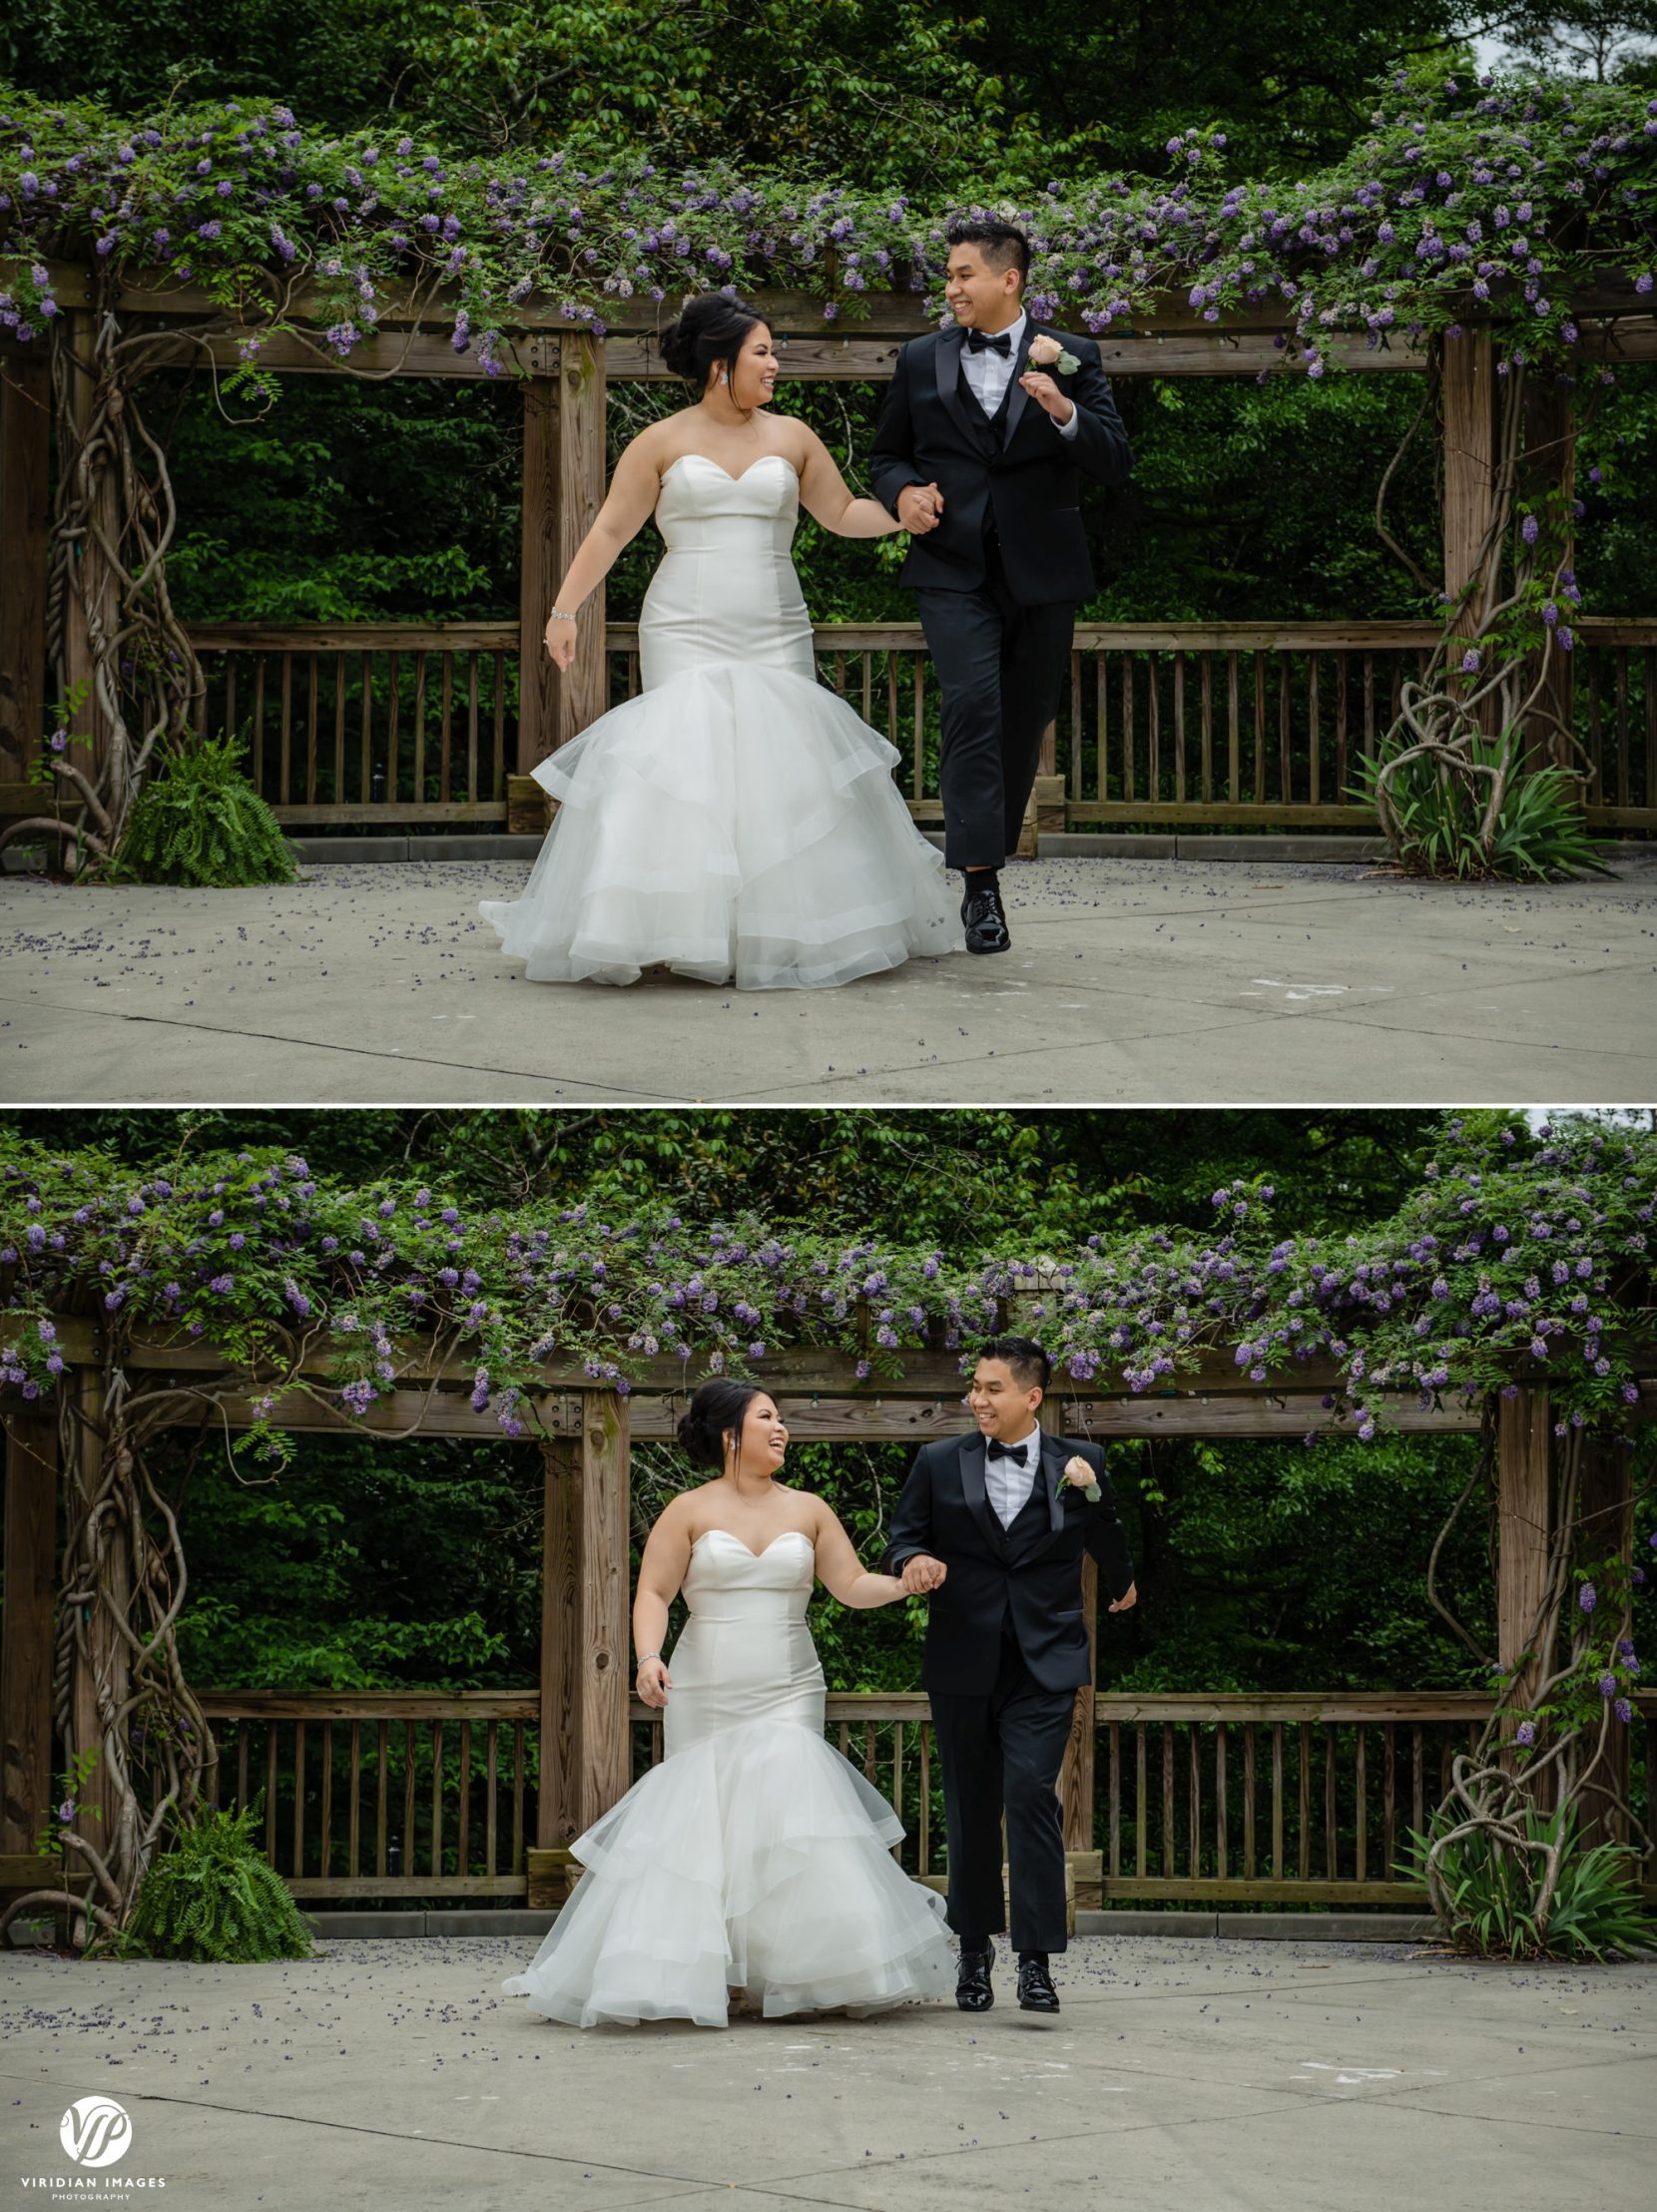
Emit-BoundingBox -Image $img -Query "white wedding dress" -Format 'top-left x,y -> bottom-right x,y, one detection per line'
478,453 -> 964,988
500,1528 -> 956,2027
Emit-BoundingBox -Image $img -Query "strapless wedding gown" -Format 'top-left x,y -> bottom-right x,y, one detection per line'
478,453 -> 964,988
500,1528 -> 955,2026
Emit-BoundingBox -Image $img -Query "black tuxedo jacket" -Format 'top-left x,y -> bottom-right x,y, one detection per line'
869,321 -> 1132,605
883,1430 -> 1136,1696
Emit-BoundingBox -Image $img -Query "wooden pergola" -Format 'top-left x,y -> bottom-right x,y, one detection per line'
3,269 -> 1655,838
3,1319 -> 1654,1917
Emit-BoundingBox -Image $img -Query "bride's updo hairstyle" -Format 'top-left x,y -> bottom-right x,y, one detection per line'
677,1379 -> 767,1471
659,292 -> 766,391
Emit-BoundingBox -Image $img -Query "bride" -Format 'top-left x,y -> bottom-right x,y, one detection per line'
500,1380 -> 956,2027
478,292 -> 964,989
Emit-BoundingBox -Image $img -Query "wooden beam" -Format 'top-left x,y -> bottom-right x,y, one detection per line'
0,353 -> 50,783
1497,1386 -> 1553,1703
1,1408 -> 59,1856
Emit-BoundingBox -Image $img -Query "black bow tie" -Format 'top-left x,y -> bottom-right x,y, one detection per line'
986,1437 -> 1031,1461
965,328 -> 1013,356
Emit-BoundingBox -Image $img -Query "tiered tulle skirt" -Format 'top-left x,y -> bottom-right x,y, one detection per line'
478,661 -> 963,989
500,1714 -> 956,2027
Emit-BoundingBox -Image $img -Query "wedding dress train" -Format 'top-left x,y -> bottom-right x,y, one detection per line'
478,453 -> 964,988
500,1527 -> 956,2026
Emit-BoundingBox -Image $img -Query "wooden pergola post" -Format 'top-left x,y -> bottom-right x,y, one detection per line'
1059,1554 -> 1099,1909
517,332 -> 607,778
1520,372 -> 1577,770
59,312 -> 120,776
537,1387 -> 631,1849
1,1408 -> 59,1857
0,352 -> 51,778
67,1372 -> 129,1859
1441,326 -> 1497,727
1496,1385 -> 1553,1705
1576,1431 -> 1633,1847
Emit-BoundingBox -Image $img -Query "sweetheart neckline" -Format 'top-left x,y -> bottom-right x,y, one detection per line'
690,1526 -> 814,1560
661,451 -> 798,489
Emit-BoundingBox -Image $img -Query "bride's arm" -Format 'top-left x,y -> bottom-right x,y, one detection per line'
633,1499 -> 693,1706
543,430 -> 668,669
809,1502 -> 933,1608
795,425 -> 903,540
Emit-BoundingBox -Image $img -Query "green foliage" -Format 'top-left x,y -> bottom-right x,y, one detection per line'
126,1799 -> 316,1960
1351,728 -> 1615,879
1398,1802 -> 1657,1959
114,733 -> 298,887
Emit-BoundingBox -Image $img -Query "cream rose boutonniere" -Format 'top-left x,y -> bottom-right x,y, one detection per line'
1028,332 -> 1081,375
1058,1454 -> 1102,1504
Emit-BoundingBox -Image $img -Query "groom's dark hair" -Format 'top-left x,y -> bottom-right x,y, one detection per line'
944,218 -> 1030,285
977,1334 -> 1049,1391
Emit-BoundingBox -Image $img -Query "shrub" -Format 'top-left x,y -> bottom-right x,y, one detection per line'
125,1800 -> 315,1962
115,734 -> 297,887
1397,1803 -> 1657,1961
1351,729 -> 1614,882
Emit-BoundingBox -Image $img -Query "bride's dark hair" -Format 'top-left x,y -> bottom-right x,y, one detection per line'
658,292 -> 767,389
676,1379 -> 768,1471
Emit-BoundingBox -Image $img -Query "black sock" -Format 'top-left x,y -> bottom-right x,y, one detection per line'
1019,1950 -> 1048,1967
956,1932 -> 989,1953
963,868 -> 999,899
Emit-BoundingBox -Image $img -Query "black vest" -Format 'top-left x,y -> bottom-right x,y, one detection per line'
957,350 -> 1014,459
986,1464 -> 1051,1559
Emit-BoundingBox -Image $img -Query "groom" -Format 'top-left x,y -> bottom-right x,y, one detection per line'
870,219 -> 1132,954
884,1334 -> 1137,2013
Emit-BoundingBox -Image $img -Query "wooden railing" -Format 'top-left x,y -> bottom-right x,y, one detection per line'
197,1687 -> 1654,1907
184,618 -> 1657,833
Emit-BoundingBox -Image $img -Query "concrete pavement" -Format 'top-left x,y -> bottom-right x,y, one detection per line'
3,1933 -> 1652,2210
4,853 -> 1656,1104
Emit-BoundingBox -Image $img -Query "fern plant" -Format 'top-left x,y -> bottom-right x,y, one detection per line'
125,1799 -> 315,1962
113,733 -> 298,888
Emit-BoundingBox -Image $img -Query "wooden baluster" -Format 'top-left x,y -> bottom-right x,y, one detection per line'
440,653 -> 454,805
1254,654 -> 1267,803
912,658 -> 925,804
305,652 -> 319,805
359,652 -> 372,805
1161,1722 -> 1175,1879
1616,647 -> 1630,810
1122,657 -> 1134,802
1645,644 -> 1656,811
1071,649 -> 1086,803
1136,1725 -> 1148,1880
838,1722 -> 850,1758
331,652 -> 345,809
1308,651 -> 1321,808
512,1722 -> 525,1874
1227,649 -> 1240,803
651,1717 -> 663,1766
1586,644 -> 1603,796
1200,652 -> 1214,804
1335,651 -> 1348,802
492,652 -> 506,801
863,652 -> 874,727
279,650 -> 291,810
1324,1722 -> 1338,1879
1272,1722 -> 1284,1881
376,1723 -> 389,1878
1095,654 -> 1108,804
919,1720 -> 931,1877
1356,1726 -> 1368,1883
1364,651 -> 1376,769
429,1717 -> 444,1881
1278,655 -> 1292,807
1188,1726 -> 1201,1879
225,655 -> 239,754
237,1724 -> 249,1816
1382,1723 -> 1396,1879
402,1719 -> 416,1883
891,1721 -> 904,1864
1173,652 -> 1186,804
1215,1721 -> 1228,1882
1148,654 -> 1162,801
386,651 -> 400,806
864,1719 -> 878,1786
1411,1722 -> 1424,1840
253,657 -> 267,798
318,1719 -> 332,1881
484,1721 -> 498,1881
1389,654 -> 1403,736
412,650 -> 428,806
466,655 -> 480,806
1243,1723 -> 1256,1881
293,1719 -> 306,1880
457,1717 -> 472,1880
833,649 -> 845,698
886,657 -> 899,752
265,1726 -> 277,1869
1108,1720 -> 1121,1881
1298,1721 -> 1312,1881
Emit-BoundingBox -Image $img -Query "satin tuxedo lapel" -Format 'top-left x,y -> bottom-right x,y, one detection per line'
958,1433 -> 1010,1557
1001,319 -> 1039,446
934,323 -> 974,446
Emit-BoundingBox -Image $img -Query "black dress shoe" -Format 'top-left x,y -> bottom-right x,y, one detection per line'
961,880 -> 1010,955
955,1937 -> 995,2011
1016,1952 -> 1060,2012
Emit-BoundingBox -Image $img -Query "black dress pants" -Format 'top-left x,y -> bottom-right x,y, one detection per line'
928,1626 -> 1076,1953
913,532 -> 1076,870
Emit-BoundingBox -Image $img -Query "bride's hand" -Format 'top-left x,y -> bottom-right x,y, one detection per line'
636,1656 -> 672,1707
545,615 -> 577,671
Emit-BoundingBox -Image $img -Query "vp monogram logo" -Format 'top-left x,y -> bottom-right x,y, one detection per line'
59,2095 -> 133,2168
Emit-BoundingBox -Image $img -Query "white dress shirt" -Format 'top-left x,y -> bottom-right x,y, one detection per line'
959,308 -> 1080,439
983,1422 -> 1043,1528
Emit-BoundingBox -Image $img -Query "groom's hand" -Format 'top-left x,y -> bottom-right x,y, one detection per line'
1107,1581 -> 1138,1614
896,482 -> 943,535
1018,370 -> 1076,426
899,1553 -> 947,1594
